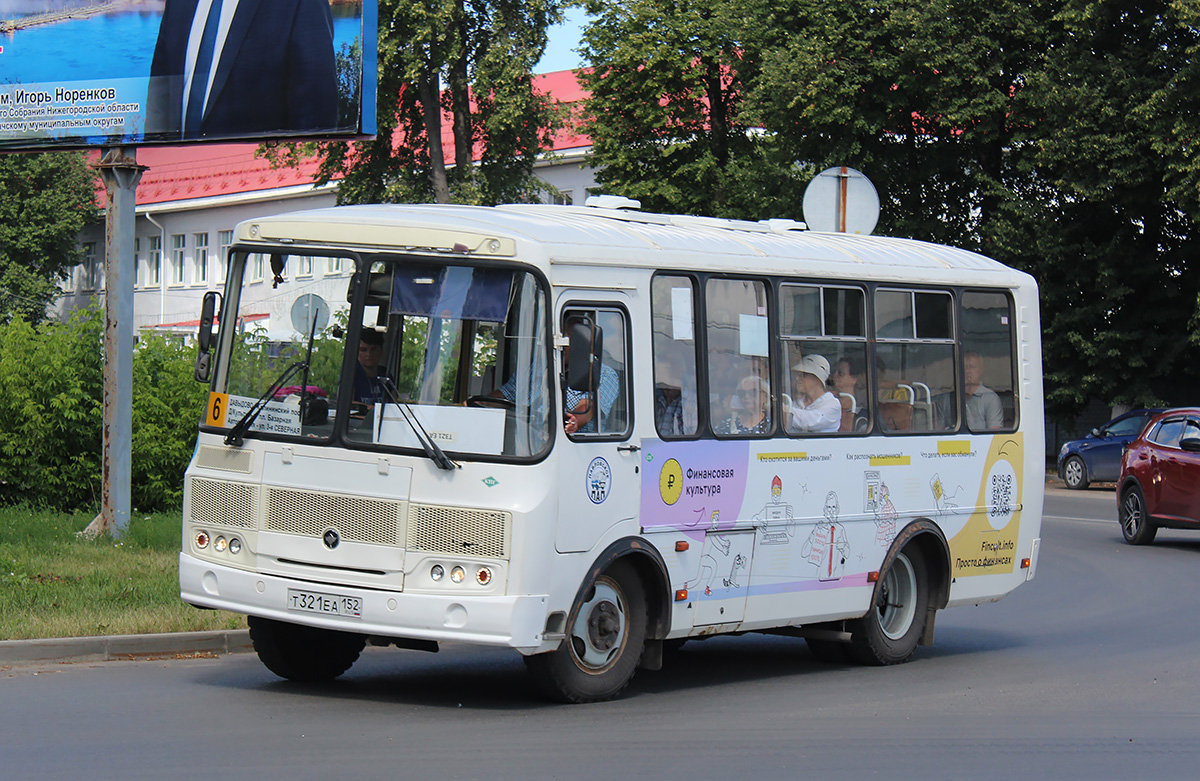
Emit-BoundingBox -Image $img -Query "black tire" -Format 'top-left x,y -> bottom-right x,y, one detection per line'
248,616 -> 366,682
1120,484 -> 1158,545
1062,456 -> 1089,490
847,547 -> 930,666
525,560 -> 648,703
805,637 -> 851,664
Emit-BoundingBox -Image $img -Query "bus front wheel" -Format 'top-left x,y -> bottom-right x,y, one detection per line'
248,615 -> 366,682
525,561 -> 648,703
847,547 -> 930,666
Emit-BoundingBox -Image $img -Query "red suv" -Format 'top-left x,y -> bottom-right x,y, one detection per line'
1118,408 -> 1200,545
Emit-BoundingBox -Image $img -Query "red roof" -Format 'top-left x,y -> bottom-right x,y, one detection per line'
95,69 -> 592,208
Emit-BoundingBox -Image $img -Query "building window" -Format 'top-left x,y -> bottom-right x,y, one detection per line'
194,232 -> 209,285
171,234 -> 186,285
250,253 -> 265,283
327,256 -> 343,275
148,236 -> 162,286
133,237 -> 141,287
297,255 -> 313,277
82,242 -> 99,290
217,230 -> 232,284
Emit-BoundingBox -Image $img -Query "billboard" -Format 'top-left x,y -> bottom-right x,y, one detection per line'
0,0 -> 377,150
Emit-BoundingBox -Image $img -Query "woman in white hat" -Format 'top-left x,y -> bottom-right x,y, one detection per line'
789,354 -> 841,433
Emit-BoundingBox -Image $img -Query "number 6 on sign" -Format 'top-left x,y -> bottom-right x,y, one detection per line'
206,392 -> 229,427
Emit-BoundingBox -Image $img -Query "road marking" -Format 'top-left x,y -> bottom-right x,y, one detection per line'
1044,514 -> 1114,525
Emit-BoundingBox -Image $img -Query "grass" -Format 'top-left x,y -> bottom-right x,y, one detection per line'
0,505 -> 245,641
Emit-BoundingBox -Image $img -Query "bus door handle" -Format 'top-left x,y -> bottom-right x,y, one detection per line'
617,444 -> 641,453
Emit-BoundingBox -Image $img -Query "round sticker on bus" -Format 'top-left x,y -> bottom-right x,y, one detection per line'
659,458 -> 683,506
586,457 -> 611,504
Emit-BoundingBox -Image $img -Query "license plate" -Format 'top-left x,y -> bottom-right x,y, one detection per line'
286,588 -> 362,619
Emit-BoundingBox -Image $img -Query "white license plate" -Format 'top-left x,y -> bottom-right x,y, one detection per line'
286,588 -> 362,619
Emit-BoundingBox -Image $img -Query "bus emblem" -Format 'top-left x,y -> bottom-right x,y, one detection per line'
586,457 -> 612,504
323,529 -> 340,549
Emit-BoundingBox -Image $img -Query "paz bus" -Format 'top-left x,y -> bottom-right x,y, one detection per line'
182,201 -> 1043,702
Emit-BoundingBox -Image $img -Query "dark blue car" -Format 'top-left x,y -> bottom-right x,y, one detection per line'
1057,409 -> 1164,489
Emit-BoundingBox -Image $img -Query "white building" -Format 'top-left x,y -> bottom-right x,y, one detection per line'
59,70 -> 597,338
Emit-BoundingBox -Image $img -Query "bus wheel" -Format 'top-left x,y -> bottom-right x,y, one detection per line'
248,616 -> 366,682
848,547 -> 930,666
525,561 -> 647,703
1120,485 -> 1157,545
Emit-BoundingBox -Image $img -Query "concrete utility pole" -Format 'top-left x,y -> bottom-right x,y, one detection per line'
84,147 -> 146,538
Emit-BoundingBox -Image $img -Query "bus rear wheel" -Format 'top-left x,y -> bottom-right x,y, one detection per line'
248,616 -> 366,682
848,547 -> 930,666
525,561 -> 647,703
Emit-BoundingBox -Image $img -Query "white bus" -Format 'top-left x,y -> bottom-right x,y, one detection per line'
183,202 -> 1043,702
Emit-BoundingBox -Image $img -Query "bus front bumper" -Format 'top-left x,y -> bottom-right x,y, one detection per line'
179,553 -> 551,652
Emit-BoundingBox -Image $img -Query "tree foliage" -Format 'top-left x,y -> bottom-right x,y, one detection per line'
581,0 -> 1200,420
264,0 -> 566,206
578,0 -> 806,218
0,309 -> 207,511
0,151 -> 98,323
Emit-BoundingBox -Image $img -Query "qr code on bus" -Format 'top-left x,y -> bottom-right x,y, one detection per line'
989,473 -> 1013,519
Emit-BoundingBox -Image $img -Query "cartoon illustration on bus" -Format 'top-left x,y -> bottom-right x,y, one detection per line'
802,491 -> 851,581
754,475 -> 797,545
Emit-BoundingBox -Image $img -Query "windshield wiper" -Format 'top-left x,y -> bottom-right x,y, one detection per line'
224,360 -> 307,447
378,377 -> 459,471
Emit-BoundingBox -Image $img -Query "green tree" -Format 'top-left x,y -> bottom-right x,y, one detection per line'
1001,0 -> 1200,416
0,151 -> 98,323
579,0 -> 806,219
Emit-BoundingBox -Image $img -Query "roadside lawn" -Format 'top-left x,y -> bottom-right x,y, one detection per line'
0,506 -> 245,641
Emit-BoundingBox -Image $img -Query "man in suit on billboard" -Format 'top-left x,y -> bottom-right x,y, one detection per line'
147,0 -> 339,140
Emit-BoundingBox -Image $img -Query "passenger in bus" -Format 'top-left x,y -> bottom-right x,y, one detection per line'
353,328 -> 391,403
964,351 -> 1003,430
563,357 -> 619,434
788,355 -> 841,433
653,351 -> 697,436
721,376 -> 771,435
831,355 -> 867,428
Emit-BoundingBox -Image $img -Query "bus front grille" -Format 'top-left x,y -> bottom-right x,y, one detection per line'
188,477 -> 258,529
264,488 -> 402,546
408,504 -> 509,559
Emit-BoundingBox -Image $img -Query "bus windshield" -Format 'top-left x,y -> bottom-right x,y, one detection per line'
212,252 -> 553,459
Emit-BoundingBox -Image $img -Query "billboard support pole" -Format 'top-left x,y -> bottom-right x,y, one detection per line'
85,147 -> 146,539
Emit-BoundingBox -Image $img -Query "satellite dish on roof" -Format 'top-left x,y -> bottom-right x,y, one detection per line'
290,294 -> 330,337
802,166 -> 880,235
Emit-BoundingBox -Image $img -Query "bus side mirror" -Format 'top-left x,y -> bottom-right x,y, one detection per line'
566,318 -> 603,392
194,291 -> 219,382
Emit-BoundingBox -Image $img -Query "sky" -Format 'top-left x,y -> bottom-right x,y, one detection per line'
536,6 -> 588,74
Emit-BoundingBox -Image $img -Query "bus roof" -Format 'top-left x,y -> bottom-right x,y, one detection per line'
235,203 -> 1032,289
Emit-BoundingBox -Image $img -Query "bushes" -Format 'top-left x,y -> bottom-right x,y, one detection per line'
0,307 -> 206,511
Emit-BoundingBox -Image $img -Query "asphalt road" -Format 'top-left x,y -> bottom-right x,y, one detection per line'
5,485 -> 1199,780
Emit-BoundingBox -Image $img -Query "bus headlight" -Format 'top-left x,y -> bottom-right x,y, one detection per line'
228,538 -> 242,555
450,566 -> 466,584
475,566 -> 492,586
214,536 -> 228,553
430,564 -> 445,582
195,531 -> 210,549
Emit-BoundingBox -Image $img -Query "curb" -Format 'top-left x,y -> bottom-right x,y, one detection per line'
0,629 -> 252,665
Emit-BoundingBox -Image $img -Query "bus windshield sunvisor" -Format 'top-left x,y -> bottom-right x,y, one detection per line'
391,266 -> 513,322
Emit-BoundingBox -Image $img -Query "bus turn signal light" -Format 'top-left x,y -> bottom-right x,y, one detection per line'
675,589 -> 688,601
1021,558 -> 1031,569
867,571 -> 880,583
675,541 -> 689,552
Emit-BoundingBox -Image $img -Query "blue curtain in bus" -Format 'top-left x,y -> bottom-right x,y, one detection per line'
390,267 -> 512,322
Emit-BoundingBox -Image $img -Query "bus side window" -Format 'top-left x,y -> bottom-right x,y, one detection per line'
962,291 -> 1017,431
562,307 -> 631,438
651,275 -> 699,437
875,290 -> 957,433
706,278 -> 771,437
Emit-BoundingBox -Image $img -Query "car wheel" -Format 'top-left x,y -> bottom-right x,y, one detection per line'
847,547 -> 930,666
525,560 -> 648,703
1119,485 -> 1157,545
1062,456 -> 1089,490
248,616 -> 365,682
